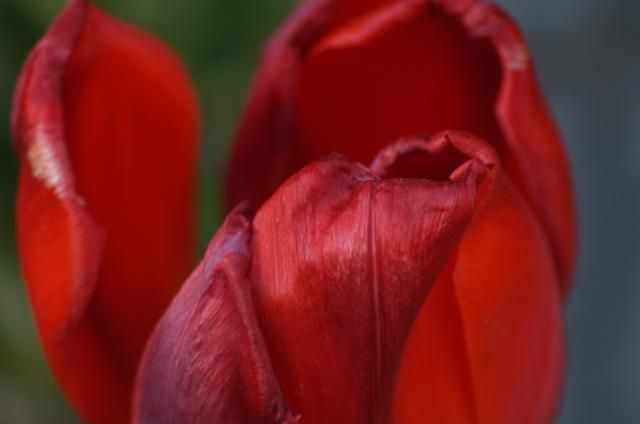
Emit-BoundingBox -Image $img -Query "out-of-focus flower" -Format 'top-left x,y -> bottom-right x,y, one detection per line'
226,0 -> 576,296
136,132 -> 565,423
11,0 -> 198,422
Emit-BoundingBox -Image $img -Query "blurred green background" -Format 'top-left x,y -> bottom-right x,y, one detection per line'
2,0 -> 639,423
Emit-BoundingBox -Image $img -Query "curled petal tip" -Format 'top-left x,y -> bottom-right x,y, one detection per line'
370,132 -> 498,191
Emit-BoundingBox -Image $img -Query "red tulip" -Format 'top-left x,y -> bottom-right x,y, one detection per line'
136,132 -> 565,423
11,0 -> 198,422
226,0 -> 576,297
13,0 -> 576,423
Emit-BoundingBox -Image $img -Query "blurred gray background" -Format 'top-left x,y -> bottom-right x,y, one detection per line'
504,2 -> 640,423
0,0 -> 637,422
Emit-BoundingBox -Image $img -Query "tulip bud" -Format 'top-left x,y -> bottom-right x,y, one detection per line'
136,132 -> 564,423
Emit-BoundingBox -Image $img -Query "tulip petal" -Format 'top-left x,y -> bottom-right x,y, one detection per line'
226,0 -> 575,297
224,0 -> 331,212
436,0 -> 576,294
250,144 -> 488,422
393,172 -> 564,423
136,133 -> 494,422
12,0 -> 199,421
454,173 -> 564,424
134,207 -> 297,424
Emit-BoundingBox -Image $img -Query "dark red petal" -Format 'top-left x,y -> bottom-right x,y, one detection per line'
226,0 -> 576,297
249,143 -> 487,422
134,207 -> 296,424
291,6 -> 501,172
393,172 -> 564,423
224,0 -> 331,212
12,1 -> 199,421
226,0 -> 498,208
328,0 -> 417,30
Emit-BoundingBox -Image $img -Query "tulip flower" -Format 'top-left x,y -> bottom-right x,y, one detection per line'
12,0 -> 576,423
226,0 -> 576,296
12,0 -> 198,422
136,132 -> 565,423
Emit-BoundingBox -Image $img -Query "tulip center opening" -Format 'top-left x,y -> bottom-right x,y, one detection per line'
290,6 -> 504,176
374,140 -> 470,181
369,131 -> 498,183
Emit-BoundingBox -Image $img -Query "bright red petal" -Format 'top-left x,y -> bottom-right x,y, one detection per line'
134,207 -> 296,424
226,0 -> 575,297
393,171 -> 564,423
250,138 -> 487,422
454,173 -> 564,424
12,1 -> 199,421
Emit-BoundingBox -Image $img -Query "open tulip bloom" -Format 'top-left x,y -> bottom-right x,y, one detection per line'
11,0 -> 576,423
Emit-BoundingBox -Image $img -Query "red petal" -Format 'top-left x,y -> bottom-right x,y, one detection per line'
226,0 -> 575,297
328,0 -> 404,29
249,140 -> 487,421
393,172 -> 564,423
224,0 -> 331,212
134,207 -> 296,424
12,1 -> 199,421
